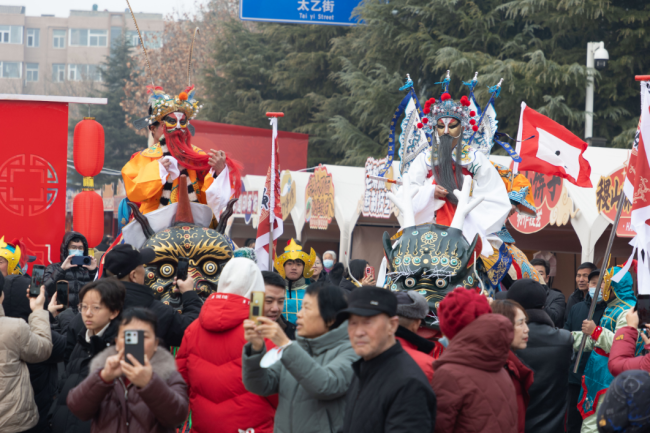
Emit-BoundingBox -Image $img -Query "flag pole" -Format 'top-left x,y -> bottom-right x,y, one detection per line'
574,74 -> 650,371
266,112 -> 284,271
572,156 -> 626,373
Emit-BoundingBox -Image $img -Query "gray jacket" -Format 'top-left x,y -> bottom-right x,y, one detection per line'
242,321 -> 358,433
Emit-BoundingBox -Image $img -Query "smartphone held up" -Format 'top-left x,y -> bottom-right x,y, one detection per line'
29,265 -> 46,297
124,330 -> 146,366
249,291 -> 265,324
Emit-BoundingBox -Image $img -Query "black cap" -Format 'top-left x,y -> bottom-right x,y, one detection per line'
337,286 -> 397,320
103,244 -> 155,279
588,269 -> 601,281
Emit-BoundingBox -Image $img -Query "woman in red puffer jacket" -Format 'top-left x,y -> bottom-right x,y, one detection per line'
492,299 -> 535,433
176,258 -> 276,433
432,288 -> 519,433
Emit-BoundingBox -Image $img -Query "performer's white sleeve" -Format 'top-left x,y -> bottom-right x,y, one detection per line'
466,151 -> 511,238
158,156 -> 180,185
205,165 -> 231,221
406,153 -> 444,225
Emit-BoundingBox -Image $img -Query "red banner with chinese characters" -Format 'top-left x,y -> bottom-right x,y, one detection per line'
507,164 -> 572,234
0,101 -> 68,268
596,166 -> 634,237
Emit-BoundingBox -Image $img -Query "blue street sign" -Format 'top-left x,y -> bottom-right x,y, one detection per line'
240,0 -> 360,26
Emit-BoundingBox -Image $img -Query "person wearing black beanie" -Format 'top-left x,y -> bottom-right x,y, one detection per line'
506,279 -> 574,433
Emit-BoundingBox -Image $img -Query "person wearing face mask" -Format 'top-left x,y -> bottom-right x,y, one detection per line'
322,250 -> 337,273
491,299 -> 534,433
66,308 -> 189,432
43,232 -> 98,317
570,267 -> 639,433
563,269 -> 608,433
506,279 -> 573,433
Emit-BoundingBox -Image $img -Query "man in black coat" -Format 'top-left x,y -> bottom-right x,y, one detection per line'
564,262 -> 597,323
2,274 -> 66,433
104,244 -> 202,347
337,287 -> 436,433
43,232 -> 98,311
507,279 -> 573,433
531,258 -> 566,327
564,269 -> 607,433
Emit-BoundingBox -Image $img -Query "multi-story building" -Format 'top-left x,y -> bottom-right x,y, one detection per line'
0,4 -> 163,95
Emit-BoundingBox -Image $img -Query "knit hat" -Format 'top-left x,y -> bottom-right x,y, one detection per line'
506,278 -> 546,310
438,288 -> 492,340
597,370 -> 650,433
217,257 -> 265,298
396,291 -> 429,320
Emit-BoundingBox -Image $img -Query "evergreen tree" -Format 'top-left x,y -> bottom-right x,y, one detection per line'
201,0 -> 650,167
202,19 -> 350,166
94,33 -> 143,172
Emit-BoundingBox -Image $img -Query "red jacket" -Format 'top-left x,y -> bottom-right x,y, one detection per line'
432,314 -> 518,433
608,326 -> 650,377
396,336 -> 434,384
176,293 -> 276,433
504,351 -> 534,433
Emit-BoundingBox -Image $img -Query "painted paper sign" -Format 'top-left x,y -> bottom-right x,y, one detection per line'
596,166 -> 634,237
508,169 -> 574,234
305,165 -> 335,230
233,190 -> 259,224
363,157 -> 394,218
280,170 -> 295,221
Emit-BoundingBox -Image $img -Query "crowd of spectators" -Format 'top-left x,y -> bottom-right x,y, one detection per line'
3,231 -> 650,433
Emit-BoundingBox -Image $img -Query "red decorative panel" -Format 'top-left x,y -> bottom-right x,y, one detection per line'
0,101 -> 68,266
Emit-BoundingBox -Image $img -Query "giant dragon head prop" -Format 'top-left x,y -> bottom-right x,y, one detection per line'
385,174 -> 484,328
125,175 -> 237,309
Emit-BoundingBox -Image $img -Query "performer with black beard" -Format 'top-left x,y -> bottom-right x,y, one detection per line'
406,91 -> 511,259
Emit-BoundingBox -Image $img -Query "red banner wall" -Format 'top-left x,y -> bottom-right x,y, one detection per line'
0,101 -> 68,267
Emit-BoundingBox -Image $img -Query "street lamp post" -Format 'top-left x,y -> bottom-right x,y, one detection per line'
585,41 -> 609,143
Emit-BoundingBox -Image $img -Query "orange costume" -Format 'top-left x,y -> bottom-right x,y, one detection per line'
124,84 -> 239,217
122,142 -> 216,215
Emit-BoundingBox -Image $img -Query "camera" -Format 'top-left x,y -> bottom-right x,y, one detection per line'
71,255 -> 92,266
594,45 -> 609,71
125,330 -> 139,344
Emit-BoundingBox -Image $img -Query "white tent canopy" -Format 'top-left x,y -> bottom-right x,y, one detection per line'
237,147 -> 630,266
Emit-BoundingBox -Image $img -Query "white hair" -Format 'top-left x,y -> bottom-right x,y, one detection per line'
323,250 -> 337,260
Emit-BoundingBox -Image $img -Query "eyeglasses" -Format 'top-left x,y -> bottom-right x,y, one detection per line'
79,304 -> 105,314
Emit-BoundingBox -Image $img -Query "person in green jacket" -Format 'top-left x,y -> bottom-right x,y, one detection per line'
242,281 -> 358,433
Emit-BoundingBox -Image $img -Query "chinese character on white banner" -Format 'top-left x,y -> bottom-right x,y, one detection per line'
363,157 -> 394,219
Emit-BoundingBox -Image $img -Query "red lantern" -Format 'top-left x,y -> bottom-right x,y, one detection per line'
73,117 -> 105,177
73,191 -> 104,248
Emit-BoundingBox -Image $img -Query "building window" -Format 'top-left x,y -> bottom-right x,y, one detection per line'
70,29 -> 107,47
68,64 -> 102,82
25,63 -> 38,82
110,26 -> 122,45
89,29 -> 107,47
0,25 -> 23,44
126,30 -> 162,49
52,64 -> 65,82
26,28 -> 39,47
0,62 -> 21,78
53,29 -> 65,48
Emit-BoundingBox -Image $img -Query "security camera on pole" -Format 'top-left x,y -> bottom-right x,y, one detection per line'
585,41 -> 609,144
